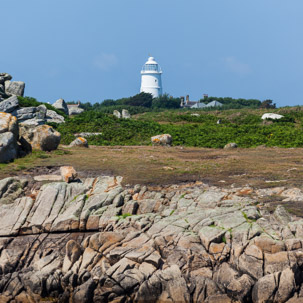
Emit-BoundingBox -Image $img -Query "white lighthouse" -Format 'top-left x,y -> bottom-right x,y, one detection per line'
140,56 -> 162,98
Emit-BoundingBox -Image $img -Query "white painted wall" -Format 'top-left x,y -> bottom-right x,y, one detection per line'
140,56 -> 162,98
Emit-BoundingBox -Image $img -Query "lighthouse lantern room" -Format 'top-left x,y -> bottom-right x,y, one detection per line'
140,56 -> 163,98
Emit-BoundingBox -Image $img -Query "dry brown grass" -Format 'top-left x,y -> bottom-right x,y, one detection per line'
1,145 -> 303,189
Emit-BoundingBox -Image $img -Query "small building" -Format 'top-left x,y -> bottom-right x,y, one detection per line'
180,95 -> 223,109
180,95 -> 206,108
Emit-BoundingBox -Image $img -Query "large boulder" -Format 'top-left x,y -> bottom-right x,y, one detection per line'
68,106 -> 84,115
53,99 -> 69,115
20,124 -> 61,151
122,109 -> 131,119
151,134 -> 172,146
0,95 -> 19,113
113,110 -> 121,119
69,137 -> 88,148
261,113 -> 284,120
45,110 -> 65,124
0,112 -> 18,138
0,132 -> 18,162
5,81 -> 25,97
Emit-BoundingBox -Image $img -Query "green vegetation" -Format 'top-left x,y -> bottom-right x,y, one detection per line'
69,93 -> 180,115
116,213 -> 132,220
52,106 -> 303,148
202,96 -> 261,109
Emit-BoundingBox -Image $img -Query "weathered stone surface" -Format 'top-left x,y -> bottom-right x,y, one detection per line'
68,105 -> 84,115
0,112 -> 18,137
5,81 -> 25,96
122,109 -> 131,119
113,110 -> 121,118
60,166 -> 78,183
0,177 -> 301,302
45,110 -> 65,124
69,137 -> 88,148
151,134 -> 172,146
12,106 -> 36,121
0,132 -> 18,162
20,124 -> 61,151
36,104 -> 47,120
53,98 -> 69,115
33,175 -> 63,182
0,95 -> 19,113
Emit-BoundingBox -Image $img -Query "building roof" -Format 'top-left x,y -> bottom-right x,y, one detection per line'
205,101 -> 223,107
191,102 -> 206,108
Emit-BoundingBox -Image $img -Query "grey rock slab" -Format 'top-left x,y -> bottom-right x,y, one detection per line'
45,109 -> 65,124
0,132 -> 18,163
5,81 -> 25,97
36,104 -> 47,119
213,211 -> 247,229
33,175 -> 62,182
0,197 -> 34,236
199,226 -> 226,250
252,272 -> 280,303
0,96 -> 19,113
23,182 -> 87,233
196,190 -> 226,208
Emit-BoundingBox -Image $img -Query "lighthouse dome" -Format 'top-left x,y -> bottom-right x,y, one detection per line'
141,56 -> 162,73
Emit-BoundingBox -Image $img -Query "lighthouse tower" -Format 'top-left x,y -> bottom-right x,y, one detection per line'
140,56 -> 162,98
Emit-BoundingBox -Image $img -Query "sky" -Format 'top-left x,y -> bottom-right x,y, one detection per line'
2,0 -> 303,107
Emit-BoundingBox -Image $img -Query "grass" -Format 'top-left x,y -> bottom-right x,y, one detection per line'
3,145 -> 303,190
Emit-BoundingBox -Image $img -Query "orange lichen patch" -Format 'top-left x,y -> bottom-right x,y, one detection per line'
132,193 -> 139,200
78,137 -> 86,143
105,176 -> 118,192
237,188 -> 253,196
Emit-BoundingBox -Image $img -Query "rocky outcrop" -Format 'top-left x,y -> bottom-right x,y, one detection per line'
0,175 -> 303,302
0,95 -> 19,113
151,134 -> 172,146
53,98 -> 69,115
0,73 -> 24,100
5,81 -> 25,97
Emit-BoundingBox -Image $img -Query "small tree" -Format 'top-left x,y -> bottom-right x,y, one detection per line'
260,99 -> 276,109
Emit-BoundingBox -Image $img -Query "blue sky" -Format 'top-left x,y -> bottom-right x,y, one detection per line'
2,0 -> 303,107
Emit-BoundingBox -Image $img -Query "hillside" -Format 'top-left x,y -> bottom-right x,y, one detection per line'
51,106 -> 303,148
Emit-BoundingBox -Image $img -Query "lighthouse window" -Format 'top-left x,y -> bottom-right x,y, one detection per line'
144,64 -> 158,71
